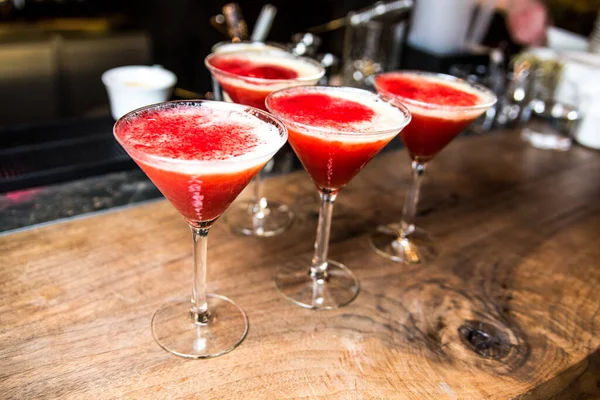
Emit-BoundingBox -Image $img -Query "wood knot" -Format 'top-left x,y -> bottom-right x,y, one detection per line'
458,320 -> 512,360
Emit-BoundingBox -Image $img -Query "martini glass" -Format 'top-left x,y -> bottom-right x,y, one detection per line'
205,49 -> 324,237
210,41 -> 288,101
266,86 -> 411,309
114,100 -> 287,358
205,48 -> 325,236
370,71 -> 497,264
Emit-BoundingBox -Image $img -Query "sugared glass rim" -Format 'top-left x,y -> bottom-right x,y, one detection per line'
204,48 -> 325,85
113,100 -> 288,168
374,70 -> 498,112
265,85 -> 412,137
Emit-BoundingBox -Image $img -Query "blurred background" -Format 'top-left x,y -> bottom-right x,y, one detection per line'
0,0 -> 597,126
0,0 -> 379,125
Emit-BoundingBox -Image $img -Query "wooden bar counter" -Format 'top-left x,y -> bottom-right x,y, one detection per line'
2,131 -> 599,399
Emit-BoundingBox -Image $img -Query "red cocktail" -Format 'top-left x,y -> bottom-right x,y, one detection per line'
270,90 -> 398,190
371,71 -> 497,264
205,49 -> 324,237
114,100 -> 287,358
207,54 -> 296,109
121,107 -> 276,222
375,71 -> 487,162
267,86 -> 411,309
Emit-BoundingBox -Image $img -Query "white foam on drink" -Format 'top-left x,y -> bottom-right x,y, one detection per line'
117,102 -> 284,175
270,87 -> 411,143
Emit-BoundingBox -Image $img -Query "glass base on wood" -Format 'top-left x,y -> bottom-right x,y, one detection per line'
369,223 -> 439,264
151,294 -> 248,359
225,200 -> 294,237
274,259 -> 360,310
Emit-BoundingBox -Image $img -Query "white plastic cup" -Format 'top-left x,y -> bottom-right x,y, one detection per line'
102,65 -> 177,120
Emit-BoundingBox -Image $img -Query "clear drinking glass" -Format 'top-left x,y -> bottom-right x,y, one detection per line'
205,49 -> 324,238
342,18 -> 408,89
370,71 -> 497,264
114,100 -> 287,358
520,100 -> 580,151
520,70 -> 580,151
266,86 -> 411,309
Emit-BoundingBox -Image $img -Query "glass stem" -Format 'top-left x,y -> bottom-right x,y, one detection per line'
399,161 -> 426,238
311,189 -> 338,280
211,76 -> 222,101
252,168 -> 267,212
189,223 -> 212,324
251,159 -> 274,231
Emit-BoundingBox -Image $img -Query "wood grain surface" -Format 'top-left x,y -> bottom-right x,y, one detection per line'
1,131 -> 599,399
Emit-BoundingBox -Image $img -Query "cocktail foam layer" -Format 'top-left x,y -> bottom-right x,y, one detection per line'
268,87 -> 410,142
116,102 -> 283,174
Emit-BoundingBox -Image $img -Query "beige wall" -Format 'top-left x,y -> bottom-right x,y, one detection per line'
0,32 -> 150,126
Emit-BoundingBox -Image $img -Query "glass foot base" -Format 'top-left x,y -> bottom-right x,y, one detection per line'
225,200 -> 294,237
151,294 -> 248,359
274,260 -> 360,310
369,223 -> 439,264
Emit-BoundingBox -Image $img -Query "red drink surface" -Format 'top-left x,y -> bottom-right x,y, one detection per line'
268,91 -> 402,190
376,74 -> 479,107
210,57 -> 299,80
375,73 -> 485,162
268,93 -> 375,129
115,105 -> 277,222
207,52 -> 322,111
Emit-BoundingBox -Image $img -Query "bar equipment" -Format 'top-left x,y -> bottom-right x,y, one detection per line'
302,1 -> 413,89
511,50 -> 583,151
251,4 -> 277,42
342,0 -> 413,89
222,3 -> 248,41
